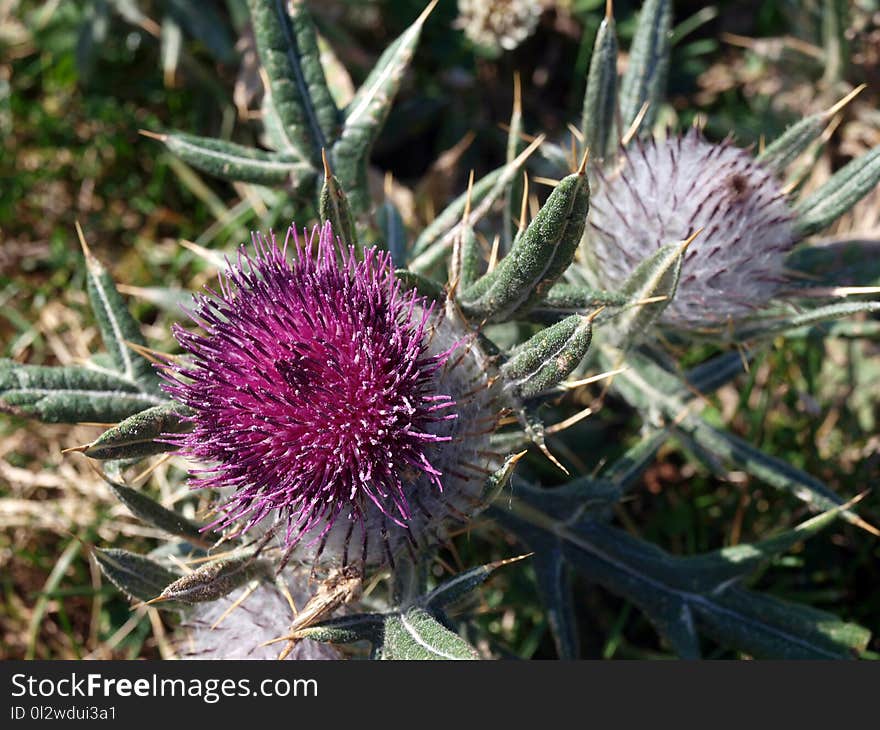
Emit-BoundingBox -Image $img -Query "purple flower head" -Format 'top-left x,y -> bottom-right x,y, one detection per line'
164,223 -> 498,566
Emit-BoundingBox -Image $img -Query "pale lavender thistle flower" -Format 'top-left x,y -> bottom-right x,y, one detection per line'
179,572 -> 341,660
163,222 -> 499,567
587,129 -> 797,327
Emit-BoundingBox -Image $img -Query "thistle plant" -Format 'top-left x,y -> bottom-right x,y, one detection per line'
3,0 -> 879,660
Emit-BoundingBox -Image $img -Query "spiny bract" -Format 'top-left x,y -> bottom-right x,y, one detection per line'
586,130 -> 796,326
163,222 -> 500,567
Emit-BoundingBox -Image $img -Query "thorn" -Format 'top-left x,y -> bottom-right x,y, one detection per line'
849,515 -> 880,538
82,458 -> 110,485
532,176 -> 561,188
138,129 -> 167,142
518,172 -> 530,233
417,0 -> 440,26
321,147 -> 332,181
513,133 -> 547,168
586,304 -> 606,322
131,453 -> 175,487
794,286 -> 880,298
74,220 -> 93,260
561,366 -> 628,390
825,84 -> 866,118
258,633 -> 290,648
842,490 -> 870,509
210,582 -> 259,630
678,227 -> 703,253
821,113 -> 844,143
632,295 -> 669,306
276,576 -> 299,617
512,71 -> 522,118
463,169 -> 475,224
486,551 -> 534,571
528,192 -> 540,221
509,449 -> 529,465
566,123 -> 585,145
545,407 -> 593,435
537,441 -> 570,475
125,340 -> 178,365
622,102 -> 650,146
577,146 -> 591,175
487,234 -> 501,273
497,123 -> 541,144
61,443 -> 90,455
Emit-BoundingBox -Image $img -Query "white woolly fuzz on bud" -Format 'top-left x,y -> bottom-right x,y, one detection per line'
586,130 -> 797,327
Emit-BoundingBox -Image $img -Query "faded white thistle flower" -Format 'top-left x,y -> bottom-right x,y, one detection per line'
586,129 -> 797,327
455,0 -> 542,53
179,573 -> 340,660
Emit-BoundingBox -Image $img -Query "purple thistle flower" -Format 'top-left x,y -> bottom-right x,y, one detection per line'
586,130 -> 797,327
164,222 -> 498,567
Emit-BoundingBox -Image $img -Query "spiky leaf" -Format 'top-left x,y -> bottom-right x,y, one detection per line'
83,243 -> 161,393
501,314 -> 593,399
157,132 -> 313,187
380,607 -> 479,660
733,301 -> 880,341
94,548 -> 179,605
618,0 -> 672,136
331,1 -> 437,213
105,479 -> 210,546
610,238 -> 688,347
496,492 -> 869,659
459,169 -> 590,321
247,0 -> 338,165
377,198 -> 407,266
795,146 -> 880,237
319,155 -> 359,254
581,6 -> 618,160
84,402 -> 191,460
0,361 -> 164,423
157,556 -> 270,604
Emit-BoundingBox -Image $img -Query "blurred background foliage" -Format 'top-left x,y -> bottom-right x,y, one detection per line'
1,0 -> 878,658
